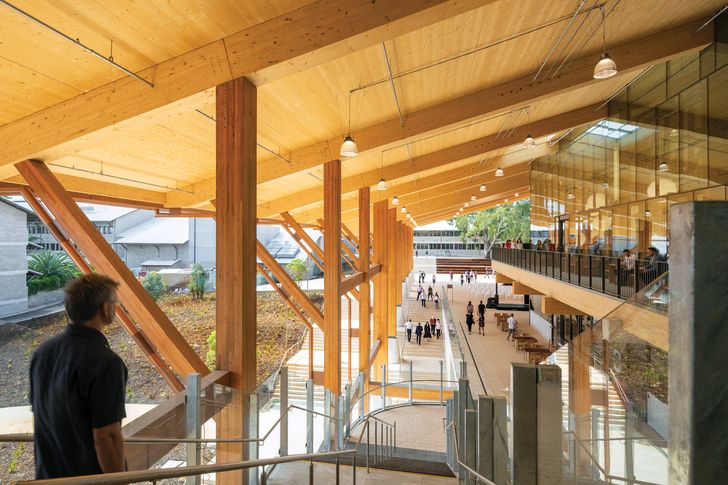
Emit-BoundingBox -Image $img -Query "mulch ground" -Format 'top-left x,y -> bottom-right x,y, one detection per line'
0,290 -> 320,483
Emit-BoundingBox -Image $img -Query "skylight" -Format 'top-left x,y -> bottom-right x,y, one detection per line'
585,120 -> 639,140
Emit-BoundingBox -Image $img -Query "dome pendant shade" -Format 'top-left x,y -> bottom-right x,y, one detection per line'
392,196 -> 399,205
470,195 -> 476,201
524,134 -> 536,148
376,178 -> 388,190
401,206 -> 407,214
658,162 -> 669,172
340,136 -> 358,157
480,184 -> 487,192
593,53 -> 617,79
495,167 -> 504,177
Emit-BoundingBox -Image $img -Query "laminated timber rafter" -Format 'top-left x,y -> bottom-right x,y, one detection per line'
0,0 -> 491,169
167,21 -> 712,208
20,186 -> 184,392
16,159 -> 208,378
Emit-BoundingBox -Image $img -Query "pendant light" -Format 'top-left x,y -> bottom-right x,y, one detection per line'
658,162 -> 669,172
392,196 -> 399,205
524,134 -> 536,148
602,181 -> 609,189
401,206 -> 407,214
515,192 -> 520,197
377,178 -> 388,190
593,7 -> 617,79
464,202 -> 469,208
645,209 -> 652,217
567,191 -> 575,200
495,167 -> 504,177
505,198 -> 509,202
480,184 -> 487,192
470,195 -> 476,201
340,92 -> 358,157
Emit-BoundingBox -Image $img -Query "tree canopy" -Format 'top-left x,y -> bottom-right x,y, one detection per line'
449,199 -> 531,255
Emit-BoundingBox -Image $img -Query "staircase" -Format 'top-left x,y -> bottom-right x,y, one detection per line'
436,257 -> 491,274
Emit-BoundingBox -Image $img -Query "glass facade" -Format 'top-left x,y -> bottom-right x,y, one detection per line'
531,45 -> 728,257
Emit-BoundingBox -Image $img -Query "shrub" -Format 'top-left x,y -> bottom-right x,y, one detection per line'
205,330 -> 216,370
141,272 -> 166,300
28,275 -> 65,295
188,263 -> 208,300
27,251 -> 80,294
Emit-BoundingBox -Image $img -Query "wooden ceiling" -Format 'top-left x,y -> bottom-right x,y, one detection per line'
0,0 -> 720,234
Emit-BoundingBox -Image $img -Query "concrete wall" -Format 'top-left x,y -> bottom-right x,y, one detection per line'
0,202 -> 28,317
189,218 -> 216,268
118,244 -> 188,270
28,288 -> 64,308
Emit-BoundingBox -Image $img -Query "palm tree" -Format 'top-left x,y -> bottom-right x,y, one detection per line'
28,250 -> 79,282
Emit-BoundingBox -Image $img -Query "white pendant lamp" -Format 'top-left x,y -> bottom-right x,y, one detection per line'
602,181 -> 609,189
515,192 -> 519,197
524,134 -> 536,148
401,206 -> 407,213
505,198 -> 509,202
645,209 -> 652,217
567,191 -> 575,200
464,202 -> 469,208
340,136 -> 358,157
470,195 -> 476,201
658,162 -> 669,172
340,92 -> 358,156
392,196 -> 399,205
593,7 -> 617,79
495,167 -> 504,177
480,184 -> 487,192
377,177 -> 388,190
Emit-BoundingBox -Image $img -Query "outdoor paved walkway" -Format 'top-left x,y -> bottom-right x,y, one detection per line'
443,275 -> 547,397
269,461 -> 457,484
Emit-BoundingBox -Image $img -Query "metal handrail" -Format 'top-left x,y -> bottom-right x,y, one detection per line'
14,404 -> 397,485
562,430 -> 663,485
347,378 -> 457,413
444,420 -> 497,485
16,450 -> 356,485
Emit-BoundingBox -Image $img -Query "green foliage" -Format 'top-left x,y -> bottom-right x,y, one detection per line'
188,263 -> 208,300
286,258 -> 307,283
141,272 -> 166,300
450,199 -> 531,255
7,443 -> 24,473
27,251 -> 80,294
205,330 -> 216,370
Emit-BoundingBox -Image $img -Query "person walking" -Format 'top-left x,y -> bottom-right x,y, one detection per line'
435,319 -> 442,339
478,300 -> 485,319
415,322 -> 423,345
423,319 -> 432,341
405,319 -> 413,342
432,273 -> 436,284
430,318 -> 436,336
434,292 -> 440,309
466,300 -> 474,316
420,290 -> 427,308
427,285 -> 434,300
416,284 -> 423,301
506,313 -> 518,341
466,313 -> 475,334
460,274 -> 464,286
30,274 -> 127,479
449,270 -> 453,281
478,314 -> 485,335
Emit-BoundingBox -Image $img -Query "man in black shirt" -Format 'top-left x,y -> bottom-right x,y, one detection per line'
30,274 -> 127,478
478,300 -> 486,319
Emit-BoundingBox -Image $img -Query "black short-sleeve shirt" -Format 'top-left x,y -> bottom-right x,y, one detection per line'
30,324 -> 128,479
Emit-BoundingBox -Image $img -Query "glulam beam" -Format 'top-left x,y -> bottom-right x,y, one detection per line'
358,188 -> 371,378
323,159 -> 342,394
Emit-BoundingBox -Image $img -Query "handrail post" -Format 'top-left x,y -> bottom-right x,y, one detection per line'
366,421 -> 371,471
324,389 -> 331,452
408,360 -> 413,405
577,253 -> 582,286
601,256 -> 606,293
337,396 -> 345,451
309,459 -> 314,485
374,420 -> 378,463
344,383 -> 351,438
185,373 -> 201,485
393,422 -> 397,453
248,392 -> 259,485
616,258 -> 622,298
280,366 -> 288,456
588,254 -> 593,289
358,372 -> 365,422
440,360 -> 444,404
306,379 -> 314,454
381,364 -> 387,410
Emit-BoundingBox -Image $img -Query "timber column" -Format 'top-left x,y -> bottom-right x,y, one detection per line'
358,188 -> 371,380
387,207 -> 398,337
215,77 -> 257,484
372,200 -> 389,379
323,159 -> 342,396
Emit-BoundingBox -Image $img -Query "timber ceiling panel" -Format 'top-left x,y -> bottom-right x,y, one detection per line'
0,0 -> 720,223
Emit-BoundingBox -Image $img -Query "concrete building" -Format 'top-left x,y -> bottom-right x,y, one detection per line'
413,220 -> 485,257
0,199 -> 30,317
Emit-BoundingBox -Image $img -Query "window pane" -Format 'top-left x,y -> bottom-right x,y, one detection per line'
679,79 -> 708,192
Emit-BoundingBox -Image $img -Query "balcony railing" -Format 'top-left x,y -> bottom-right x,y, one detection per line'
491,247 -> 668,300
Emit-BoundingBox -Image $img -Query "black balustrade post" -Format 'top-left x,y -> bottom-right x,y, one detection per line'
601,257 -> 606,293
588,255 -> 593,289
567,253 -> 571,283
616,258 -> 622,298
577,254 -> 582,287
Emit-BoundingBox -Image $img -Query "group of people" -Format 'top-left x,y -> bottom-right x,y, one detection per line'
449,269 -> 478,285
416,284 -> 440,308
405,317 -> 442,345
417,270 -> 436,284
534,239 -> 555,251
464,299 -> 488,335
619,246 -> 668,285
